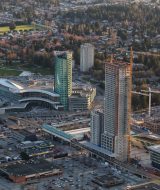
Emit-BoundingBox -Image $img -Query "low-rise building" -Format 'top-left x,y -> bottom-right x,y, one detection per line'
69,86 -> 96,111
148,144 -> 160,169
92,174 -> 124,187
144,117 -> 160,134
69,94 -> 91,111
0,160 -> 62,183
12,129 -> 37,142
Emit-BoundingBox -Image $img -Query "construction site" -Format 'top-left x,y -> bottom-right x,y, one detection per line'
144,117 -> 160,135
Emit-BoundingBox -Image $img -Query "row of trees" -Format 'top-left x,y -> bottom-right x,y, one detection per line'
138,55 -> 160,77
62,3 -> 159,37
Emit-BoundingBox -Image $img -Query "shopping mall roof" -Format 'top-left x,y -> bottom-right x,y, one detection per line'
0,79 -> 24,92
1,103 -> 28,110
19,89 -> 60,97
19,97 -> 60,105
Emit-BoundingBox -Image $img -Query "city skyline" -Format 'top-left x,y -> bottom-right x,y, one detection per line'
0,0 -> 159,189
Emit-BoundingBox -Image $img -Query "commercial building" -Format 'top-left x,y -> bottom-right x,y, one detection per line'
17,140 -> 54,157
148,144 -> 160,169
0,160 -> 62,183
11,129 -> 37,142
102,59 -> 132,162
0,79 -> 22,103
92,174 -> 124,188
0,79 -> 63,113
69,86 -> 96,111
80,43 -> 94,72
91,110 -> 104,146
0,78 -> 95,113
54,51 -> 72,110
69,95 -> 90,111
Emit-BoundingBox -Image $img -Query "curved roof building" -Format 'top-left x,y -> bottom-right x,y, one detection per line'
0,79 -> 63,113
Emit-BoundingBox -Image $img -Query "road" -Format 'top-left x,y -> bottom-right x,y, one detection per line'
71,141 -> 160,180
0,177 -> 21,190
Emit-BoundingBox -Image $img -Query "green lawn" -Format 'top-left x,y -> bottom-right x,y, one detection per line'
0,62 -> 53,76
0,25 -> 35,34
0,68 -> 21,76
0,67 -> 52,76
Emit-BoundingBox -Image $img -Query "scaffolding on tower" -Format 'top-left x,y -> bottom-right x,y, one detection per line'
127,47 -> 133,162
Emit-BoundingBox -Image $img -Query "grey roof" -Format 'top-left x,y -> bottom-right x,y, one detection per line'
148,145 -> 160,154
0,79 -> 24,92
80,141 -> 116,157
19,89 -> 60,97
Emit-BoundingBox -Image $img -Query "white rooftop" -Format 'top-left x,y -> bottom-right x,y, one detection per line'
19,89 -> 60,97
66,127 -> 90,135
139,133 -> 160,140
0,79 -> 24,92
148,145 -> 160,154
21,141 -> 32,145
19,71 -> 33,76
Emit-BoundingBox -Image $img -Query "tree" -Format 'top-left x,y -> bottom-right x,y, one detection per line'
20,152 -> 30,161
9,22 -> 16,31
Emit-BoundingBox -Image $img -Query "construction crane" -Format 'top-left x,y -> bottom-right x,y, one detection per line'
127,47 -> 133,163
132,88 -> 160,117
117,47 -> 160,118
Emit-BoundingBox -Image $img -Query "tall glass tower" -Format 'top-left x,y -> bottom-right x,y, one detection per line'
54,51 -> 72,110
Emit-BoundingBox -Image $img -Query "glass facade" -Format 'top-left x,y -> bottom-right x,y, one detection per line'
54,52 -> 72,110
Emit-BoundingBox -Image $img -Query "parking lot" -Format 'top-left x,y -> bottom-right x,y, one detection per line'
16,155 -> 146,190
0,115 -> 148,190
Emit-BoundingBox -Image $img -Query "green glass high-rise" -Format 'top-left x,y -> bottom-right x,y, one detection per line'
54,51 -> 72,110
